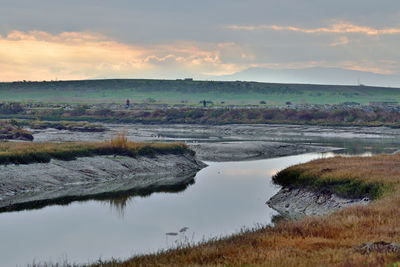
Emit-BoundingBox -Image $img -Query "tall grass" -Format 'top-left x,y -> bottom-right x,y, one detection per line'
110,131 -> 128,150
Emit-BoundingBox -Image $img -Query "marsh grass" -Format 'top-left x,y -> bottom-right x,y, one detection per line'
0,136 -> 188,165
272,154 -> 399,199
83,154 -> 400,266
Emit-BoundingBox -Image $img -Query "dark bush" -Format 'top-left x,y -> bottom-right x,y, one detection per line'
0,102 -> 24,114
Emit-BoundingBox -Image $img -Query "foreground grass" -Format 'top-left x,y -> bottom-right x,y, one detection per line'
0,137 -> 189,165
85,154 -> 400,266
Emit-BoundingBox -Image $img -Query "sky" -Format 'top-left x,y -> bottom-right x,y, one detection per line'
1,0 -> 400,86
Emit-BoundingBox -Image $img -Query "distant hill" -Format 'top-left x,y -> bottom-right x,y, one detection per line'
218,67 -> 400,88
1,79 -> 400,105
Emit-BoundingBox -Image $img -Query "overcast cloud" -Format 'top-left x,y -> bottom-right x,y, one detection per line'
1,0 -> 400,85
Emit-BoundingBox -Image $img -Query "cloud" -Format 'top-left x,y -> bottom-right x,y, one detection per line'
226,22 -> 400,36
0,31 -> 247,81
340,61 -> 394,75
329,36 -> 349,47
0,29 -> 398,83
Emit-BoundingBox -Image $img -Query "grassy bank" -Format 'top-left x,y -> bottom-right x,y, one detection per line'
0,136 -> 189,165
85,154 -> 400,266
272,156 -> 395,199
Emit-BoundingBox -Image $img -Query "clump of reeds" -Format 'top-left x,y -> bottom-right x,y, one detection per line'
110,131 -> 128,150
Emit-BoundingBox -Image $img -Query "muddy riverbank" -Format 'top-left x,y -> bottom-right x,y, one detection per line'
29,123 -> 400,144
191,141 -> 338,161
0,152 -> 205,212
266,187 -> 370,219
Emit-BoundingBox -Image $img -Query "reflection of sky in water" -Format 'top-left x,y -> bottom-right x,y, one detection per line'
0,152 -> 326,266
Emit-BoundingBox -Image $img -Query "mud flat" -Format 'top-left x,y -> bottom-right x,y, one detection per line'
267,187 -> 370,219
0,152 -> 206,212
190,141 -> 340,161
29,123 -> 355,162
30,123 -> 400,144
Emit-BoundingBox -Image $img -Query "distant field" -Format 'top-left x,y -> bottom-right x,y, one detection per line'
1,79 -> 400,105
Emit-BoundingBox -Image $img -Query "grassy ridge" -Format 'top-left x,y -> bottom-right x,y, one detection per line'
0,137 -> 189,165
2,79 -> 400,104
86,154 -> 400,266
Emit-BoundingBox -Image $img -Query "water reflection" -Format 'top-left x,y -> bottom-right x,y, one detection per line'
0,174 -> 196,215
297,138 -> 400,155
104,196 -> 132,217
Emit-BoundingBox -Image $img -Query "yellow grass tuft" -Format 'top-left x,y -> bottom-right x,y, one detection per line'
110,131 -> 129,150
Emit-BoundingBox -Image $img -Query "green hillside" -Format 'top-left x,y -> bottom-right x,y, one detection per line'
1,79 -> 400,105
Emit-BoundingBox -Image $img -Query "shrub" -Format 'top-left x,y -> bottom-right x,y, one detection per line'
70,105 -> 87,116
0,102 -> 24,114
143,97 -> 156,103
93,108 -> 114,117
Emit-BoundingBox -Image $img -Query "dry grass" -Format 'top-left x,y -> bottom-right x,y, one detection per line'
110,131 -> 128,150
0,134 -> 189,165
272,154 -> 400,199
86,154 -> 400,267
